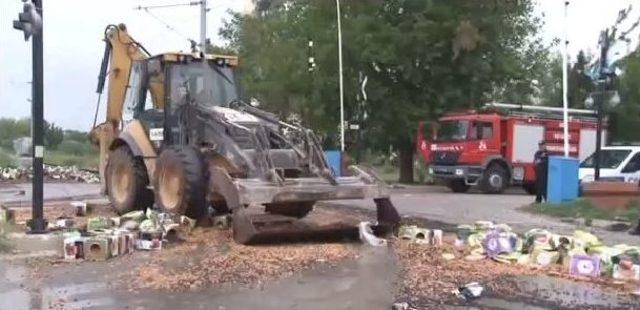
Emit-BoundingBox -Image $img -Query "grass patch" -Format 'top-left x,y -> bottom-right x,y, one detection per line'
521,198 -> 640,222
373,164 -> 400,184
46,150 -> 99,170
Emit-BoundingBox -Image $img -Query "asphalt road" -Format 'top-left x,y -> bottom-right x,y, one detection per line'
2,182 -> 638,309
0,183 -> 100,205
325,185 -> 640,245
2,182 -> 637,244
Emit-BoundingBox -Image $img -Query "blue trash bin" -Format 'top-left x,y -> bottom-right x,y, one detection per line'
546,156 -> 579,204
324,150 -> 342,177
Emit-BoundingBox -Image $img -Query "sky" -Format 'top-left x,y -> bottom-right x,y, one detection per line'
0,0 -> 639,131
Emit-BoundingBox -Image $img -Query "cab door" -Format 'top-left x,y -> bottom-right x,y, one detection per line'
466,120 -> 499,162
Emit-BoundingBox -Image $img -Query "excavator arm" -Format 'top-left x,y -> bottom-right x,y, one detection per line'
89,23 -> 162,193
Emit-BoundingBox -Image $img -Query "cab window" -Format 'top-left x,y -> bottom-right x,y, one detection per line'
622,152 -> 640,173
469,122 -> 493,140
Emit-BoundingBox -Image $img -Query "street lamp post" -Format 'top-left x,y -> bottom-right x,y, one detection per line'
594,30 -> 611,181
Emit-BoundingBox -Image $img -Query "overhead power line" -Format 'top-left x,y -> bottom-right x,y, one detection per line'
134,1 -> 201,11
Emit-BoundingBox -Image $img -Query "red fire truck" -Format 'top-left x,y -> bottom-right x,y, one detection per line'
416,103 -> 604,194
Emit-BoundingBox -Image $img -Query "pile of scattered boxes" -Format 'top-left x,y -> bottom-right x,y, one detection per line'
0,165 -> 100,183
62,205 -> 196,261
455,221 -> 640,282
398,225 -> 443,246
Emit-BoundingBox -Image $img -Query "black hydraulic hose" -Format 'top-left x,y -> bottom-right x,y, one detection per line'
95,39 -> 112,94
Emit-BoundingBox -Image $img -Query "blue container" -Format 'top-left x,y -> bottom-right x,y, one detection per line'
546,156 -> 580,204
324,150 -> 342,177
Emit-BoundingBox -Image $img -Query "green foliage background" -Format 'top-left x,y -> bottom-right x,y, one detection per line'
222,0 -> 552,181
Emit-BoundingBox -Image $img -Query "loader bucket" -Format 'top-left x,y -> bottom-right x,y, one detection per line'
224,165 -> 401,245
232,198 -> 400,245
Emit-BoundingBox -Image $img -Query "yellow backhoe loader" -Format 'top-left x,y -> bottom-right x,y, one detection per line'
89,24 -> 399,244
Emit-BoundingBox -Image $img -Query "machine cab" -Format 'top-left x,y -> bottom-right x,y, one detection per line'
418,113 -> 501,166
121,53 -> 240,149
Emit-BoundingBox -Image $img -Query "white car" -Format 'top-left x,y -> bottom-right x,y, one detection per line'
579,146 -> 640,183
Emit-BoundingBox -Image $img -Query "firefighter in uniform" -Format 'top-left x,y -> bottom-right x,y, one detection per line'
534,141 -> 549,203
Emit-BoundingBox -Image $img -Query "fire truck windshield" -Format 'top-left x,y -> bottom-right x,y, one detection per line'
435,120 -> 469,141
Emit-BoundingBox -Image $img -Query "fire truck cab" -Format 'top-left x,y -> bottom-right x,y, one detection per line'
417,103 -> 603,194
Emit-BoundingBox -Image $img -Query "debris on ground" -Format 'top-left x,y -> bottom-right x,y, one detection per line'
57,207 -> 196,261
132,227 -> 358,291
398,225 -> 444,246
396,220 -> 640,305
0,165 -> 100,183
399,225 -> 430,244
455,282 -> 484,301
394,239 -> 538,305
391,301 -> 415,310
212,215 -> 231,230
359,221 -> 387,246
569,255 -> 601,277
441,253 -> 455,260
70,201 -> 87,216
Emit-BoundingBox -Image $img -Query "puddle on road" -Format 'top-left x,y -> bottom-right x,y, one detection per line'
476,274 -> 638,309
2,264 -> 26,283
0,289 -> 30,310
0,263 -> 30,310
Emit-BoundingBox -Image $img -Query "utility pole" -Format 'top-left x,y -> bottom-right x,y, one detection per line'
335,0 -> 345,152
200,0 -> 207,52
13,0 -> 46,233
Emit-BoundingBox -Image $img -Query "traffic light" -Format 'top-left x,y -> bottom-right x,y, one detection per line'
12,1 -> 42,41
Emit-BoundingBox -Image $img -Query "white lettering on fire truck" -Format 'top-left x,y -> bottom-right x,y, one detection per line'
430,144 -> 463,151
479,140 -> 487,151
552,133 -> 572,140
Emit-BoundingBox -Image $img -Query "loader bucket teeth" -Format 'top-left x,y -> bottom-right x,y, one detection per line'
372,198 -> 401,236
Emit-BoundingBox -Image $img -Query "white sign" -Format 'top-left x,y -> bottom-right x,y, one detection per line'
149,128 -> 164,141
34,145 -> 44,158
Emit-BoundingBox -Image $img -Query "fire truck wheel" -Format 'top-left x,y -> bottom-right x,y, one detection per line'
447,179 -> 470,193
480,164 -> 508,194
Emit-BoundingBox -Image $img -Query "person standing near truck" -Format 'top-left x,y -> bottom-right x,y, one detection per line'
534,141 -> 549,203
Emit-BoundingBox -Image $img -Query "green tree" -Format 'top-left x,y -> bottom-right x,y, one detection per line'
611,48 -> 640,143
568,50 -> 593,108
223,0 -> 550,182
537,53 -> 563,106
0,118 -> 30,150
44,121 -> 64,150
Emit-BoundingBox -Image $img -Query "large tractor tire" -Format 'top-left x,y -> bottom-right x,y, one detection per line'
447,179 -> 470,193
480,164 -> 508,194
154,146 -> 208,219
264,202 -> 314,218
106,146 -> 152,214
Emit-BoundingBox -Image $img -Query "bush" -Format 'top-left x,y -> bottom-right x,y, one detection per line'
0,149 -> 15,167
